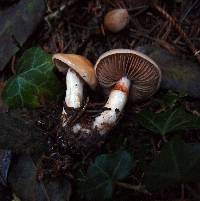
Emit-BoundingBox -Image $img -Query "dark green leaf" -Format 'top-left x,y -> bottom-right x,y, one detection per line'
154,90 -> 182,110
2,47 -> 62,108
144,139 -> 200,191
139,107 -> 200,136
0,0 -> 45,70
79,151 -> 133,200
8,154 -> 71,201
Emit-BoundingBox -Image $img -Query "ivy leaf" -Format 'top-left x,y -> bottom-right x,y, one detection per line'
154,90 -> 183,110
138,107 -> 200,136
144,139 -> 200,191
78,151 -> 133,200
2,47 -> 62,108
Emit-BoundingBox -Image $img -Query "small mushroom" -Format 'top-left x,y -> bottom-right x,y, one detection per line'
93,49 -> 161,135
104,9 -> 129,33
52,54 -> 97,126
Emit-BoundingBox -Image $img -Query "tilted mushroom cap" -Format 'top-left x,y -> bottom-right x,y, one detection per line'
95,49 -> 161,101
104,9 -> 129,33
52,54 -> 97,90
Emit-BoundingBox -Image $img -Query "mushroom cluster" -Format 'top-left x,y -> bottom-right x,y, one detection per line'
53,49 -> 161,149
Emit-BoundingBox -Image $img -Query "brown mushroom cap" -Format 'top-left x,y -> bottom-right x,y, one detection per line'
95,49 -> 161,101
52,54 -> 97,90
104,9 -> 129,33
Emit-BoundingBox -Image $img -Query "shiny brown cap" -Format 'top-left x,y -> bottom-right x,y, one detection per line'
52,54 -> 97,90
104,9 -> 129,33
95,49 -> 161,101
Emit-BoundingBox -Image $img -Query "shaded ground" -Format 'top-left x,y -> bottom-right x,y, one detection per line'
1,0 -> 200,200
41,0 -> 200,61
37,1 -> 200,200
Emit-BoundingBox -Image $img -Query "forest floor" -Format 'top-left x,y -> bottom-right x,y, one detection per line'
1,0 -> 200,201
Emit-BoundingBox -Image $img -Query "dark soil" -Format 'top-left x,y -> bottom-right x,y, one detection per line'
2,0 -> 200,200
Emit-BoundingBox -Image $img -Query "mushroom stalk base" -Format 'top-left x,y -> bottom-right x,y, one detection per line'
62,68 -> 84,127
93,76 -> 130,135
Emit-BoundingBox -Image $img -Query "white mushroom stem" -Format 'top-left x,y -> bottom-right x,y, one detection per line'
62,68 -> 83,126
93,76 -> 130,135
72,76 -> 130,135
65,68 -> 83,108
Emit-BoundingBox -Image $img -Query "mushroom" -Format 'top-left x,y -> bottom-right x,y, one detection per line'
104,9 -> 129,33
52,54 -> 97,126
92,49 -> 161,135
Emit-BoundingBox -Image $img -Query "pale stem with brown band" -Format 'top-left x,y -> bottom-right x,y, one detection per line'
72,76 -> 130,135
93,76 -> 130,135
71,49 -> 161,136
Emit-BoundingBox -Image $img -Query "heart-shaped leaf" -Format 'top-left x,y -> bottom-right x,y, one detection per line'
78,151 -> 133,200
2,47 -> 62,108
153,90 -> 183,110
139,107 -> 200,136
144,138 -> 200,191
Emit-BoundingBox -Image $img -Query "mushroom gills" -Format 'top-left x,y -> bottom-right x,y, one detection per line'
93,76 -> 130,135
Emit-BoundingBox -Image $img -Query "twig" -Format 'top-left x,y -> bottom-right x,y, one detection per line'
181,184 -> 185,201
44,4 -> 66,30
157,21 -> 169,38
130,28 -> 177,54
152,2 -> 200,64
11,56 -> 16,75
162,135 -> 168,143
132,6 -> 149,16
115,181 -> 151,195
185,184 -> 200,201
69,22 -> 97,30
44,0 -> 52,13
127,5 -> 149,13
180,0 -> 199,22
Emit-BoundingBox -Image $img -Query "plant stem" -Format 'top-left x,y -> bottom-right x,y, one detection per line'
181,184 -> 185,201
115,181 -> 151,195
162,135 -> 168,143
185,184 -> 200,201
